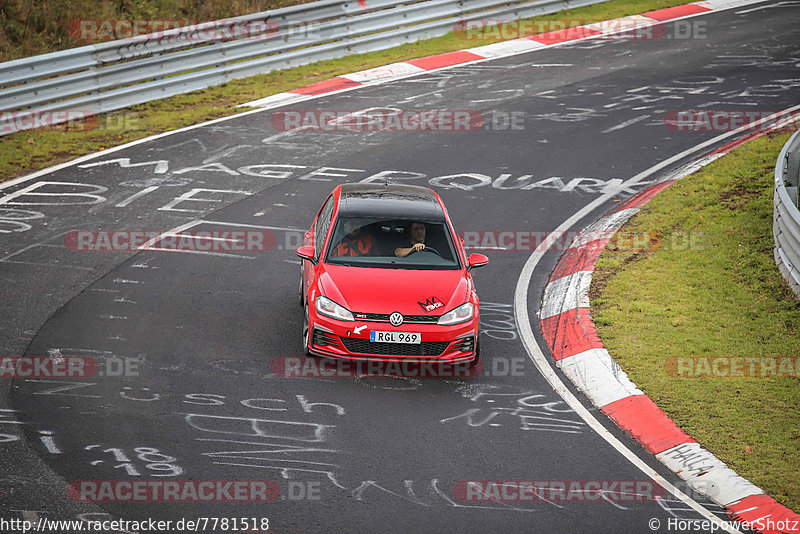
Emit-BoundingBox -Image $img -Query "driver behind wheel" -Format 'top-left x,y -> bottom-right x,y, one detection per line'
395,221 -> 427,257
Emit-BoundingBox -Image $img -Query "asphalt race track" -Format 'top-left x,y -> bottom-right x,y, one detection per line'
1,2 -> 798,532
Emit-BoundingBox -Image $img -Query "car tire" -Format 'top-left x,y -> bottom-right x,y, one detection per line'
298,275 -> 304,307
302,304 -> 311,356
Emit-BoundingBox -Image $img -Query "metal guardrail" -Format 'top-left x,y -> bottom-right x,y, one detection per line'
0,0 -> 610,136
773,131 -> 800,298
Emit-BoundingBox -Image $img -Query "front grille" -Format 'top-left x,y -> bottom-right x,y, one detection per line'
353,312 -> 440,323
340,337 -> 449,357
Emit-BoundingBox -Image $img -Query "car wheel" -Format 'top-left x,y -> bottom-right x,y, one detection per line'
302,304 -> 311,356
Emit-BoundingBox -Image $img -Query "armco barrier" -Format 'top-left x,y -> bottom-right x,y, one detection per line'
0,0 -> 610,136
774,131 -> 800,298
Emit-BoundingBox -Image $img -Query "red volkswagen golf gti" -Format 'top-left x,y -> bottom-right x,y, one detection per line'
296,183 -> 488,365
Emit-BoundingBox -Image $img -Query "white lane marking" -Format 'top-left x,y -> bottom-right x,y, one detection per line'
136,219 -> 277,260
143,247 -> 255,259
115,186 -> 159,207
138,220 -> 199,251
189,235 -> 244,244
514,103 -> 800,532
601,114 -> 651,133
196,220 -> 304,232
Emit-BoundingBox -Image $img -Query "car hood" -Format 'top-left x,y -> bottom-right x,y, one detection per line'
319,265 -> 469,316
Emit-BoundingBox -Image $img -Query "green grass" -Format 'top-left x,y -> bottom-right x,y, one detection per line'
0,0 -> 311,61
590,132 -> 800,511
1,0 -> 692,183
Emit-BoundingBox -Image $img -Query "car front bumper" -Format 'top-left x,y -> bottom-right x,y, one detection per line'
307,311 -> 478,364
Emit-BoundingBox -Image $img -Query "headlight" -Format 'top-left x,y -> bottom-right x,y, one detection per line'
437,302 -> 474,325
315,296 -> 354,321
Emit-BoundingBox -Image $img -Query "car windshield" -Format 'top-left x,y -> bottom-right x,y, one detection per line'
325,216 -> 461,270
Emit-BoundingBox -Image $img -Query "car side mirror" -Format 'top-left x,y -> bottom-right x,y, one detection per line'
296,245 -> 317,264
467,253 -> 488,270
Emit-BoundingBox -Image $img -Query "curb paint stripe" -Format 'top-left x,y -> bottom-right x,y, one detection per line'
600,395 -> 696,454
405,50 -> 486,69
657,443 -> 765,507
464,39 -> 546,58
642,4 -> 712,21
558,348 -> 645,407
338,61 -> 427,82
539,271 -> 592,319
548,239 -> 610,281
287,77 -> 361,95
609,179 -> 677,213
727,495 -> 800,534
540,308 -> 604,361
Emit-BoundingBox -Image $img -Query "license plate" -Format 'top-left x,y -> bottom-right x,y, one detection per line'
370,331 -> 421,344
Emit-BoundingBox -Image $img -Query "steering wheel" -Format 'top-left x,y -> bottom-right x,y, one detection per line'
409,245 -> 440,256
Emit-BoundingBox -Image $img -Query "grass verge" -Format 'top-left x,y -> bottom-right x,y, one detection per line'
590,132 -> 800,511
1,0 -> 691,183
0,0 -> 311,62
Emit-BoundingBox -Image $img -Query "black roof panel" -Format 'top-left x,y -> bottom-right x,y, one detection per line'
337,183 -> 444,220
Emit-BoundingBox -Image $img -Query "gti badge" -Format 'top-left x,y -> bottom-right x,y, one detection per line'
389,312 -> 404,326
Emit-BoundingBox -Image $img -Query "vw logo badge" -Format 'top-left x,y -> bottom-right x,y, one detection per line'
389,312 -> 404,326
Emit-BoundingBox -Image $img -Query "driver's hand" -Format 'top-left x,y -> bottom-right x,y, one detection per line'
413,243 -> 425,252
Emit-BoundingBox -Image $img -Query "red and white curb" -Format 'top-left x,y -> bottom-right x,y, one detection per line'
241,0 -> 767,110
539,148 -> 800,533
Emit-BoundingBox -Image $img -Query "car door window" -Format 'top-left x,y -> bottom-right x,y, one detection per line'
314,196 -> 334,260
